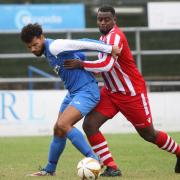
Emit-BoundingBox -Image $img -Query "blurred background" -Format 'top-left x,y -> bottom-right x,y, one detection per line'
0,0 -> 180,136
0,0 -> 180,91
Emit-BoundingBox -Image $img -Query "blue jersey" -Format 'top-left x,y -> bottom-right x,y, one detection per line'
44,39 -> 96,93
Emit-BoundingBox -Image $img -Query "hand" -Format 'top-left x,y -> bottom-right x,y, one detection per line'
64,59 -> 83,69
111,45 -> 121,57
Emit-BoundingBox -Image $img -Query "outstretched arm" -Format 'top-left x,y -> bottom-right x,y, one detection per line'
64,33 -> 123,73
49,39 -> 120,56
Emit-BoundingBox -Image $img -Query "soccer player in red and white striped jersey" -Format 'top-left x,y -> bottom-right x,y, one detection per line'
64,5 -> 180,176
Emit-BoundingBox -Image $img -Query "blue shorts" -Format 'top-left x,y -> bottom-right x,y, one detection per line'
60,82 -> 100,116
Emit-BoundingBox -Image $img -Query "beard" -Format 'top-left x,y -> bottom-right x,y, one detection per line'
34,46 -> 44,57
99,27 -> 111,35
35,51 -> 43,57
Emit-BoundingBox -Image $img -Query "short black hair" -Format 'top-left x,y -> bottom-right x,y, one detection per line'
20,23 -> 43,43
98,5 -> 115,17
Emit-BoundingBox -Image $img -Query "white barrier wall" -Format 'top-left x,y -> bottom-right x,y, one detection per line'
0,90 -> 180,136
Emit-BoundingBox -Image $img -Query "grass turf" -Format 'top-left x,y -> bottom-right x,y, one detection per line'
0,132 -> 180,180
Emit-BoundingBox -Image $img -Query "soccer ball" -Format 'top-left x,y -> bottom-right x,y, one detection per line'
77,157 -> 101,180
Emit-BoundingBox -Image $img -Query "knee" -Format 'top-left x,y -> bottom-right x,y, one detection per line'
139,132 -> 157,143
82,117 -> 99,136
54,122 -> 69,136
82,118 -> 93,133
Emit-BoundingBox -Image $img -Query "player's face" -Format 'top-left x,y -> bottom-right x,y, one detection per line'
26,35 -> 45,57
97,11 -> 116,35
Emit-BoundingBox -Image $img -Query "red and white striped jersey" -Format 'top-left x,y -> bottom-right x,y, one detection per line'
82,25 -> 146,96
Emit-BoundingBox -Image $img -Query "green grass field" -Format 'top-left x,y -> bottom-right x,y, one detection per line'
0,133 -> 180,180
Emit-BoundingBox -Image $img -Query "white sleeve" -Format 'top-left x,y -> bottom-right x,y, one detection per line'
49,39 -> 112,56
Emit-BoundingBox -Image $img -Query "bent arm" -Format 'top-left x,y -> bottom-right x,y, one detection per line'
82,54 -> 116,72
64,54 -> 116,72
49,39 -> 112,56
79,33 -> 123,72
63,33 -> 123,72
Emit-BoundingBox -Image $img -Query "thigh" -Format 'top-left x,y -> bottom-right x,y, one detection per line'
113,92 -> 152,128
85,110 -> 109,127
94,87 -> 119,118
70,83 -> 100,117
58,93 -> 82,131
58,105 -> 82,128
59,93 -> 71,113
83,110 -> 109,136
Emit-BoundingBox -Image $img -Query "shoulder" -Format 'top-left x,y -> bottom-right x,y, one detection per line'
49,39 -> 63,56
106,26 -> 125,45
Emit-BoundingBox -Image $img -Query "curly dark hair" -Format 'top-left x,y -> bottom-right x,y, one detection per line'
98,5 -> 116,17
20,23 -> 43,43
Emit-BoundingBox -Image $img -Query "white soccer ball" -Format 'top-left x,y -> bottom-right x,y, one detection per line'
77,157 -> 101,180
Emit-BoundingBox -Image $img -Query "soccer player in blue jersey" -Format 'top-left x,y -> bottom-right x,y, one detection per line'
20,23 -> 120,176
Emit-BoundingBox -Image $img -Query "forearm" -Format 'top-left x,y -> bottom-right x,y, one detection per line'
82,55 -> 116,72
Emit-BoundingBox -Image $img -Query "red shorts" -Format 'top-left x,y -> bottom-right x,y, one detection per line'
94,87 -> 152,128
